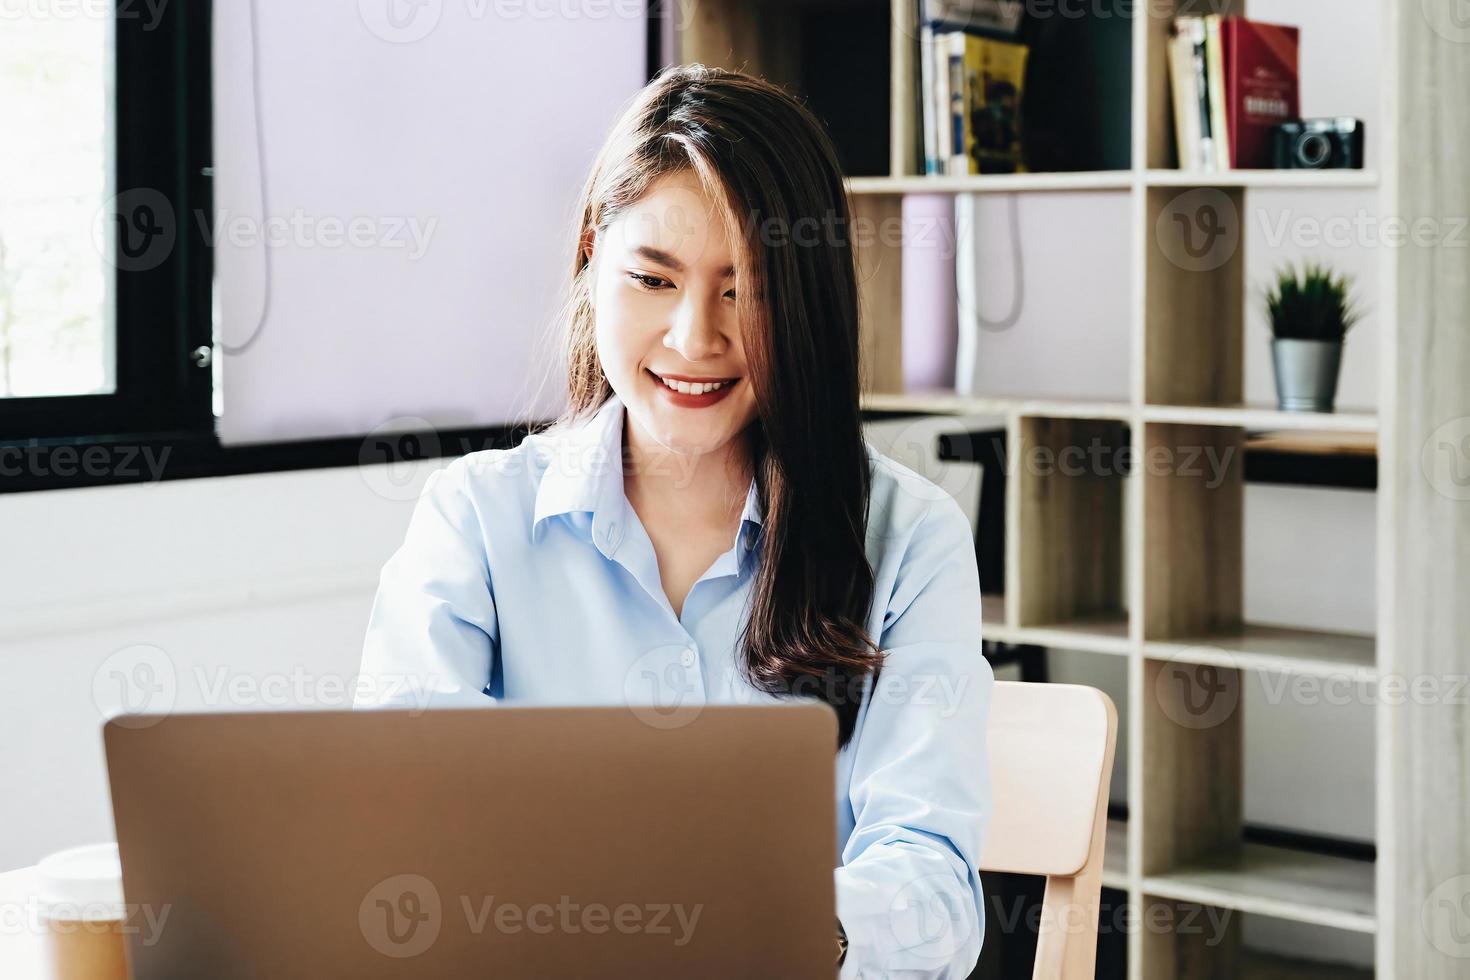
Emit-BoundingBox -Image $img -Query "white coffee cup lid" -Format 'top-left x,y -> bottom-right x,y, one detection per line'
36,842 -> 125,921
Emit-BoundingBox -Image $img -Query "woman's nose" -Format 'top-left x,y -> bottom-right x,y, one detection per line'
663,295 -> 726,361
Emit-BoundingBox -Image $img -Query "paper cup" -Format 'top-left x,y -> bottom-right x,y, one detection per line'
36,843 -> 129,980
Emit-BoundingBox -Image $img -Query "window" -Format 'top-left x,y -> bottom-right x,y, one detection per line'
0,12 -> 112,398
0,2 -> 212,444
1,3 -> 659,492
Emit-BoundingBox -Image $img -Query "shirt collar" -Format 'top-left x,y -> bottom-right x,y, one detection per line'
532,393 -> 626,540
532,393 -> 764,558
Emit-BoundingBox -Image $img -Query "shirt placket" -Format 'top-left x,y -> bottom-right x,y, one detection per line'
594,507 -> 709,708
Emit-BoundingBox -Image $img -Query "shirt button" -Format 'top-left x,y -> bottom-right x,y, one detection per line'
680,647 -> 696,668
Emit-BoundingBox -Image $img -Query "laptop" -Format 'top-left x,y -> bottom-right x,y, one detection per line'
103,704 -> 837,978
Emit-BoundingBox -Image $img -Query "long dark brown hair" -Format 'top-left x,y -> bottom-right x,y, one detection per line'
541,64 -> 881,746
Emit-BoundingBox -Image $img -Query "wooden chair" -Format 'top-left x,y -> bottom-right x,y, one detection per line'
980,681 -> 1119,979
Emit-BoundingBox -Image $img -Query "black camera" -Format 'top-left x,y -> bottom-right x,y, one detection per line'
1272,118 -> 1365,169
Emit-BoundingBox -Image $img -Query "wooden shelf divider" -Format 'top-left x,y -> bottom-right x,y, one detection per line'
1143,169 -> 1380,189
1143,625 -> 1375,679
1143,842 -> 1376,935
846,172 -> 1135,195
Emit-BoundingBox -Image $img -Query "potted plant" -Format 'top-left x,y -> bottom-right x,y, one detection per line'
1263,262 -> 1362,412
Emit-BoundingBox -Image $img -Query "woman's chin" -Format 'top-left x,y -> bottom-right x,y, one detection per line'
621,383 -> 755,462
630,413 -> 723,458
648,428 -> 720,458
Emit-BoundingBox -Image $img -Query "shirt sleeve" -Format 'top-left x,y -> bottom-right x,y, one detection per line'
354,458 -> 501,710
837,495 -> 994,979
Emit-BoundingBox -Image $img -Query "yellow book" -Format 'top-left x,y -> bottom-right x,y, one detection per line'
957,33 -> 1029,174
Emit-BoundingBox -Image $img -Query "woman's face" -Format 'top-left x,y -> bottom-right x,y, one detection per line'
585,170 -> 759,460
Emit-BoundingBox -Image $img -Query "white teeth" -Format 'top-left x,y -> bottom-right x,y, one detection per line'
659,376 -> 729,395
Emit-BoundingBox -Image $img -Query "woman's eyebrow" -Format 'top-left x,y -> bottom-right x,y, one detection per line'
632,245 -> 734,278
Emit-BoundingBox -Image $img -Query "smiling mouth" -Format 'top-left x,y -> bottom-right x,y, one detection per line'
647,369 -> 740,396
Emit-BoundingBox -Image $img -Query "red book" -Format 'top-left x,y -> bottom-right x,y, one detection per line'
1222,17 -> 1299,168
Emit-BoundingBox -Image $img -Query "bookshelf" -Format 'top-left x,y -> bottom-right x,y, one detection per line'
863,391 -> 1134,420
845,170 -> 1381,195
669,0 -> 1466,976
1142,840 -> 1377,934
1142,169 -> 1380,189
847,172 -> 1134,194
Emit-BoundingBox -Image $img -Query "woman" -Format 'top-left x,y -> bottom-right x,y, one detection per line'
357,64 -> 992,977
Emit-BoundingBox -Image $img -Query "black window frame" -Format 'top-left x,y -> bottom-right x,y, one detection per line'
0,1 -> 214,445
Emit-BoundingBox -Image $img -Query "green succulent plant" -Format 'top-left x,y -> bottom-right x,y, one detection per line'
1264,262 -> 1362,342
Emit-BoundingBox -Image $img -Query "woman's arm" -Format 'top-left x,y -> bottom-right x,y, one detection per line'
355,457 -> 500,710
837,497 -> 994,979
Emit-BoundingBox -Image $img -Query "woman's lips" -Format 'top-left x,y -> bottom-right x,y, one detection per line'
646,368 -> 740,408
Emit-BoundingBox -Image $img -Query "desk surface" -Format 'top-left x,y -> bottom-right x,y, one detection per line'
0,866 -> 46,978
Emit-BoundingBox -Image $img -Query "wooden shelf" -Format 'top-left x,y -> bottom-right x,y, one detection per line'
862,391 -> 1132,420
1143,843 -> 1376,935
1142,404 -> 1378,433
845,172 -> 1134,195
863,395 -> 1380,434
993,616 -> 1133,657
1144,169 -> 1380,189
1145,625 -> 1375,679
1240,949 -> 1373,980
984,606 -> 1371,673
1247,430 -> 1378,458
981,594 -> 1129,657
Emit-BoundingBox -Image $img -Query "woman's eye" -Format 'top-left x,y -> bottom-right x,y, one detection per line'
724,289 -> 737,300
628,273 -> 670,291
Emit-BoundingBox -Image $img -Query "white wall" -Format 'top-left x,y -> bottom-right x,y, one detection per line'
211,1 -> 645,444
0,459 -> 442,871
961,191 -> 1132,402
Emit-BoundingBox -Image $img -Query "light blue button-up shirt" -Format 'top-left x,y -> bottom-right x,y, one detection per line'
356,393 -> 993,977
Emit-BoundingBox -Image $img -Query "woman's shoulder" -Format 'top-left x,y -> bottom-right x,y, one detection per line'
863,441 -> 975,555
455,429 -> 556,485
427,428 -> 565,528
861,442 -> 982,647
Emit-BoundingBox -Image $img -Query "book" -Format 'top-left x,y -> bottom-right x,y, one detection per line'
1168,28 -> 1202,170
935,28 -> 953,172
915,0 -> 1026,175
1169,16 -> 1218,171
919,21 -> 939,174
942,30 -> 1029,174
947,32 -> 968,173
1222,17 -> 1300,168
1204,15 -> 1231,170
921,0 -> 1024,37
1185,18 -> 1217,171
